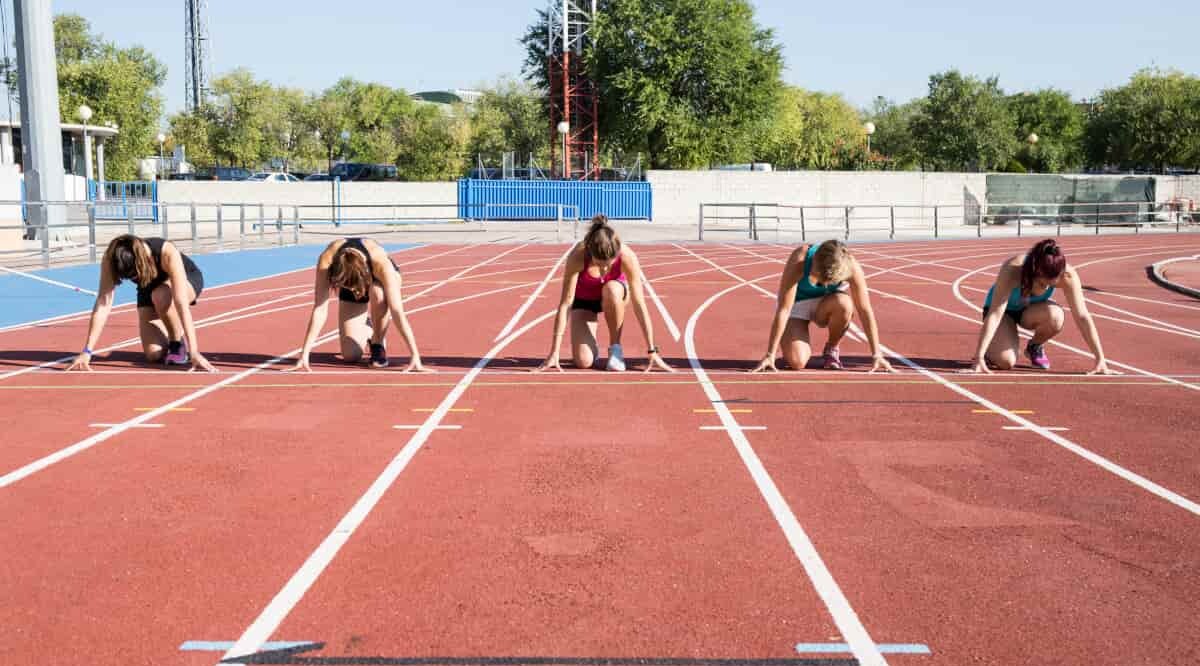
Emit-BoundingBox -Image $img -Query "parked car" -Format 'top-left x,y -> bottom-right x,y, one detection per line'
247,172 -> 300,183
194,166 -> 252,181
330,162 -> 398,181
303,173 -> 333,181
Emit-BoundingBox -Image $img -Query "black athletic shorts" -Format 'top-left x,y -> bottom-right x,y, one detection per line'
570,280 -> 628,313
136,268 -> 204,308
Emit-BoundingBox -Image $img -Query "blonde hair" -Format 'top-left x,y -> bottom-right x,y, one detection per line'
583,214 -> 621,261
811,239 -> 853,284
104,235 -> 158,287
329,245 -> 372,300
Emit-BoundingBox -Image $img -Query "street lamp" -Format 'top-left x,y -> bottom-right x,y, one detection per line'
78,104 -> 93,179
864,121 -> 876,156
157,132 -> 166,179
556,121 -> 569,179
1026,133 -> 1039,173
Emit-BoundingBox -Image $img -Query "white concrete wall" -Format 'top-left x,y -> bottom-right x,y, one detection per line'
648,170 -> 988,229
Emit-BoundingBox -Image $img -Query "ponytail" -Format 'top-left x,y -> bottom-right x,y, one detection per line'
583,214 -> 620,261
1020,238 -> 1066,295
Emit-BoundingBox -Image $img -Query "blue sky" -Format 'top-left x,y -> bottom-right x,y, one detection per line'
44,0 -> 1200,116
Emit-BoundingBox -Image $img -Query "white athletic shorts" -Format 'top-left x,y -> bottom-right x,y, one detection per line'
789,283 -> 849,323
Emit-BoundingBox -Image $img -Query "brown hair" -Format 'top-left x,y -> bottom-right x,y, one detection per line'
329,244 -> 372,300
583,214 -> 620,262
811,239 -> 853,284
104,234 -> 158,287
1020,238 -> 1066,296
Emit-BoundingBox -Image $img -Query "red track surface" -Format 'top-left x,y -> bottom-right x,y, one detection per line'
1,237 -> 1198,666
1161,258 -> 1200,293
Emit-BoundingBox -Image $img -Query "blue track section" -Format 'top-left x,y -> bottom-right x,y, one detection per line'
0,242 -> 419,328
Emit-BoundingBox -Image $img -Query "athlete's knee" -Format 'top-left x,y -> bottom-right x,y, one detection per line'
144,346 -> 166,363
340,336 -> 365,362
573,347 -> 595,369
990,351 -> 1016,370
601,280 -> 626,305
1047,306 -> 1065,330
783,347 -> 810,370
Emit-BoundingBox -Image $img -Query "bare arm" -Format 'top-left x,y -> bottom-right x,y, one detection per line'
752,247 -> 804,371
621,248 -> 671,371
67,264 -> 117,371
846,258 -> 894,372
160,244 -> 212,371
970,260 -> 1020,372
1059,267 -> 1113,374
374,248 -> 425,371
291,243 -> 339,371
536,245 -> 584,371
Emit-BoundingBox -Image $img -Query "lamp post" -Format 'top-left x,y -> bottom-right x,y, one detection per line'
77,104 -> 93,180
157,132 -> 166,179
556,121 -> 569,179
1026,132 -> 1039,173
863,121 -> 876,160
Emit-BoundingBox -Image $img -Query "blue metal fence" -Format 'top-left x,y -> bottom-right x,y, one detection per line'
87,180 -> 158,222
457,178 -> 651,221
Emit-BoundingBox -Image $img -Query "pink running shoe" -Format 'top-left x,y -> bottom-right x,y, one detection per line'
822,346 -> 843,370
1025,341 -> 1050,370
165,339 -> 190,366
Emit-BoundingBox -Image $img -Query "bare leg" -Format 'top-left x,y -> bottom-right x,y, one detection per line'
137,306 -> 169,363
338,299 -> 370,363
367,283 -> 390,345
985,317 -> 1020,370
570,309 -> 599,369
1020,302 -> 1065,345
812,292 -> 854,350
780,317 -> 812,370
600,281 -> 627,345
150,280 -> 194,342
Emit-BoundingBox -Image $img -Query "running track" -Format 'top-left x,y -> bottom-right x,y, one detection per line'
0,236 -> 1197,666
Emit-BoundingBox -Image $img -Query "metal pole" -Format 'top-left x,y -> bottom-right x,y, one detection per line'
216,204 -> 223,246
258,203 -> 265,240
87,203 -> 96,263
1095,204 -> 1100,235
698,203 -> 704,241
14,0 -> 67,243
161,203 -> 169,241
293,206 -> 300,245
189,202 -> 197,253
934,206 -> 940,238
799,207 -> 806,242
890,206 -> 896,240
126,199 -> 135,235
844,206 -> 851,240
239,203 -> 245,249
1017,210 -> 1022,237
749,204 -> 757,241
976,205 -> 982,238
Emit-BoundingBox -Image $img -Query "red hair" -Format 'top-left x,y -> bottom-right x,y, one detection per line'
1020,239 -> 1066,296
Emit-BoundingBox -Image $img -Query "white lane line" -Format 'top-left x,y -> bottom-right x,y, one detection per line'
642,272 -> 681,342
1003,426 -> 1069,432
699,425 -> 767,431
494,244 -> 572,341
701,248 -> 1200,518
0,264 -> 98,295
392,425 -> 462,430
681,277 -> 887,666
0,251 -> 513,488
89,423 -> 164,429
221,311 -> 557,664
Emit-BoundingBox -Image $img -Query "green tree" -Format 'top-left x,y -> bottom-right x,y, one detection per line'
523,0 -> 783,169
863,97 -> 924,170
395,105 -> 469,181
165,109 -> 213,168
1085,68 -> 1200,172
6,14 -> 168,180
911,70 -> 1017,171
205,69 -> 279,167
468,78 -> 549,166
756,87 -> 866,170
1007,88 -> 1085,173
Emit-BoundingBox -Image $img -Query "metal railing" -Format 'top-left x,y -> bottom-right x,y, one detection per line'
698,201 -> 1200,242
0,200 -> 304,268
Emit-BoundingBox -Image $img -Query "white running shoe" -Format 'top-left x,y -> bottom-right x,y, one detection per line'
606,344 -> 626,372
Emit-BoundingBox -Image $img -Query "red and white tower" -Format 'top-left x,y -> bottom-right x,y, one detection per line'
547,0 -> 599,180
